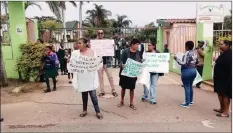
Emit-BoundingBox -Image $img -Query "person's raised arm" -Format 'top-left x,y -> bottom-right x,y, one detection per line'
175,52 -> 189,66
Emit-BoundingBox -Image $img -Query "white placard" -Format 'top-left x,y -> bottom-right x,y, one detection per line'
173,52 -> 184,70
68,55 -> 103,73
143,53 -> 170,73
197,2 -> 224,23
138,67 -> 151,90
90,39 -> 115,56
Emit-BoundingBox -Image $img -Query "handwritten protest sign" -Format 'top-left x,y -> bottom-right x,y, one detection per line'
121,58 -> 145,78
193,70 -> 203,85
68,55 -> 103,73
90,39 -> 115,56
143,53 -> 170,73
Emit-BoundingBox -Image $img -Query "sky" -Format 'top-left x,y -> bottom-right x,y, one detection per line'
25,2 -> 232,27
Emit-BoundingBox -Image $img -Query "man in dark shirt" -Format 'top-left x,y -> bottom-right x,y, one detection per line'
57,42 -> 66,75
96,30 -> 118,97
163,44 -> 169,53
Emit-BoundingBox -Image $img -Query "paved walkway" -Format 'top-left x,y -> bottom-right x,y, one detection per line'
1,68 -> 231,132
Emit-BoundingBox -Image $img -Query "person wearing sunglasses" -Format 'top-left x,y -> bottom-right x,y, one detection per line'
96,30 -> 118,97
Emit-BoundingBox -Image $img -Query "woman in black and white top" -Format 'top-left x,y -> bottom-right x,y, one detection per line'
174,41 -> 197,108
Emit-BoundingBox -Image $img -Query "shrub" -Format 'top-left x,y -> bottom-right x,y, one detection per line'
16,42 -> 45,82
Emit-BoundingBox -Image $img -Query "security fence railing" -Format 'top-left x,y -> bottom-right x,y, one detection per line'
39,27 -> 157,67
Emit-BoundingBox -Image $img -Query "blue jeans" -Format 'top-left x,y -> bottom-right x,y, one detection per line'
142,73 -> 159,102
82,90 -> 100,113
181,68 -> 197,105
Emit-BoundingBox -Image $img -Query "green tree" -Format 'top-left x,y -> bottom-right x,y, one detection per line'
112,15 -> 132,34
24,1 -> 42,10
1,1 -> 77,20
85,4 -> 112,27
223,9 -> 232,30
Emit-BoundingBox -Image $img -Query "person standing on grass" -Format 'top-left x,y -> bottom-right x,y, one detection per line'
117,38 -> 141,110
141,42 -> 164,105
213,40 -> 232,118
71,38 -> 103,120
195,41 -> 205,88
174,41 -> 197,108
42,45 -> 58,93
96,29 -> 118,97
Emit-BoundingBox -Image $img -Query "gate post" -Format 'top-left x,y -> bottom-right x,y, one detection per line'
156,25 -> 163,52
4,2 -> 27,78
31,18 -> 39,40
196,22 -> 213,81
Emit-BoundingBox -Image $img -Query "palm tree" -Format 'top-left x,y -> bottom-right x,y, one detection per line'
85,4 -> 112,27
112,15 -> 132,35
24,1 -> 42,10
115,15 -> 132,28
1,1 -> 77,21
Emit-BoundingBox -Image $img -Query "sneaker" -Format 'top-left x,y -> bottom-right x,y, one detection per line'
190,102 -> 194,105
150,101 -> 157,104
179,103 -> 190,108
141,97 -> 146,102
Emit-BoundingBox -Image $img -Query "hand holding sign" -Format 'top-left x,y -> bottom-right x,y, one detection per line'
121,58 -> 145,78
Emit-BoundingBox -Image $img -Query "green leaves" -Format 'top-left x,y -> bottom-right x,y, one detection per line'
16,42 -> 46,81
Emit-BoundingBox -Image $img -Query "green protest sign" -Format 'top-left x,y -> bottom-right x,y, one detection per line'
121,58 -> 145,78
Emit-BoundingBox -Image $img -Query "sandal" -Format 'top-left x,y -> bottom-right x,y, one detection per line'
96,113 -> 103,120
117,102 -> 124,107
79,111 -> 87,117
112,92 -> 118,97
216,113 -> 229,117
129,104 -> 137,110
213,109 -> 223,113
98,93 -> 105,97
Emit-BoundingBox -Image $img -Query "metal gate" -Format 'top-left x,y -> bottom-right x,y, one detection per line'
38,27 -> 157,67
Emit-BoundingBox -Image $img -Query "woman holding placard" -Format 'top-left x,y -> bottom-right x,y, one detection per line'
118,38 -> 141,110
141,42 -> 163,104
174,41 -> 197,108
71,38 -> 103,120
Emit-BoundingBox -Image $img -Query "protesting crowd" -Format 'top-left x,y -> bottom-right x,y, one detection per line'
37,29 -> 232,120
